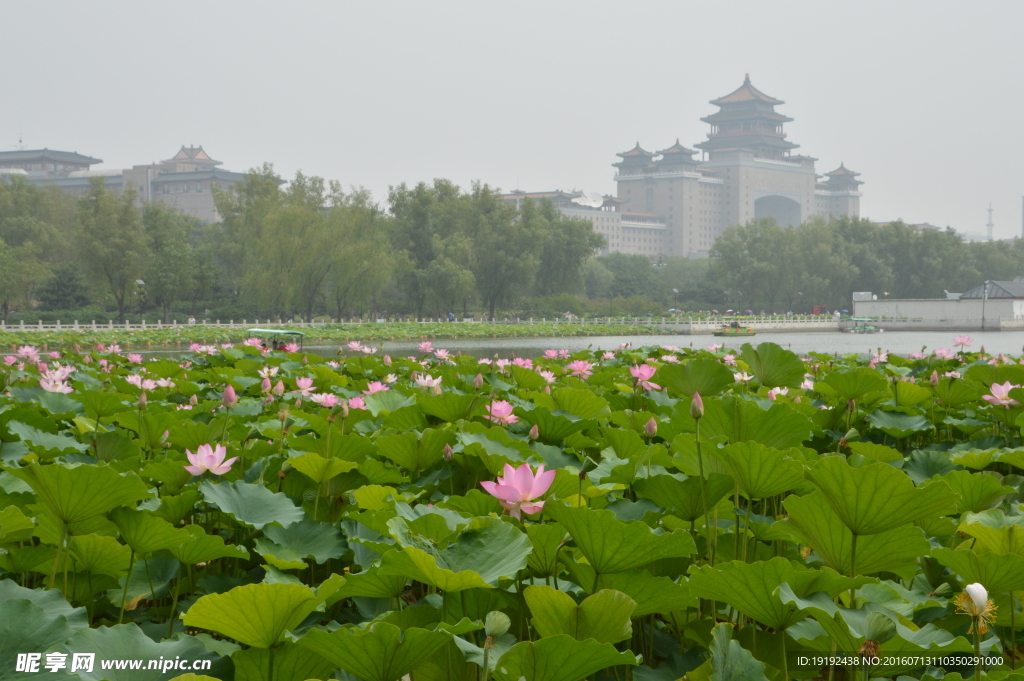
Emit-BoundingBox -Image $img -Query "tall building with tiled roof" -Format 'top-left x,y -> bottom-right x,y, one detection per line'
3,144 -> 248,222
615,75 -> 863,257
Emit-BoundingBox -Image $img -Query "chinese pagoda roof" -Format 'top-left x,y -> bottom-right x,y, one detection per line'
695,134 -> 798,151
164,145 -> 222,165
710,74 -> 784,106
657,139 -> 697,156
825,163 -> 860,177
701,108 -> 792,124
0,149 -> 102,165
616,142 -> 653,158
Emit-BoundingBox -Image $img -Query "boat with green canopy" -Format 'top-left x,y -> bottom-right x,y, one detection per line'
246,328 -> 306,350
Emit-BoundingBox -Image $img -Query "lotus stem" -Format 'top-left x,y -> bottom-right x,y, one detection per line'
975,623 -> 982,681
167,576 -> 181,639
849,533 -> 858,605
118,550 -> 136,624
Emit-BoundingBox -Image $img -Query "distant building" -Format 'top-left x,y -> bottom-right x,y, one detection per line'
501,190 -> 669,257
0,145 -> 246,222
614,75 -> 863,258
853,277 -> 1024,327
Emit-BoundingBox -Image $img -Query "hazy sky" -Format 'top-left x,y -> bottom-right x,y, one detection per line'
4,1 -> 1023,237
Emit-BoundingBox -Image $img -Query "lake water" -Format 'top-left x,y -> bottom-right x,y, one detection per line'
141,330 -> 1024,359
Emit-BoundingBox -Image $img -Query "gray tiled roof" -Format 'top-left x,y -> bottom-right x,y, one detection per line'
0,149 -> 102,165
960,280 -> 1024,299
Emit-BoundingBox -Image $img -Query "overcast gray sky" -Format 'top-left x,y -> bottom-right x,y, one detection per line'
4,1 -> 1023,237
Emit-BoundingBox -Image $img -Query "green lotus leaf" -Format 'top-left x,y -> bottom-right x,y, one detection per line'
958,509 -> 1024,555
712,441 -> 806,500
524,585 -> 635,643
108,556 -> 180,605
867,410 -> 933,437
68,533 -> 132,577
7,463 -> 152,526
231,641 -> 336,681
596,569 -> 695,617
57,622 -> 223,681
779,587 -> 974,676
363,390 -> 416,416
377,428 -> 456,474
534,387 -> 611,420
688,557 -> 871,631
517,407 -> 595,442
77,389 -> 131,421
526,522 -> 567,576
932,547 -> 1024,593
378,516 -> 531,592
695,397 -> 813,450
508,363 -> 548,390
418,392 -> 476,422
382,405 -> 429,430
115,410 -> 180,451
333,567 -> 408,600
634,472 -> 734,523
255,538 -> 308,570
169,525 -> 249,564
296,621 -> 451,681
491,635 -> 640,681
0,599 -> 90,681
0,545 -> 55,573
708,622 -> 770,681
0,504 -> 35,542
0,577 -> 88,624
545,504 -> 695,575
820,368 -> 888,402
199,480 -> 304,530
941,469 -> 1015,513
140,456 -> 195,493
166,418 -> 230,454
262,517 -> 346,564
657,358 -> 735,398
784,492 -> 930,580
740,342 -> 805,388
287,451 -> 358,485
805,455 -> 956,535
7,420 -> 89,457
845,441 -> 902,463
93,431 -> 141,462
109,507 -> 195,556
183,579 -> 340,648
442,489 -> 503,517
934,376 -> 980,409
148,490 -> 201,526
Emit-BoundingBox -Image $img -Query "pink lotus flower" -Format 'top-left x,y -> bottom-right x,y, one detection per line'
543,349 -> 559,359
243,338 -> 263,347
295,377 -> 314,396
537,370 -> 556,384
384,373 -> 398,383
155,378 -> 174,389
107,344 -> 121,354
384,355 -> 392,366
480,463 -> 555,519
310,392 -> 339,407
662,355 -> 680,363
513,357 -> 534,369
128,354 -> 143,364
184,444 -> 237,476
48,351 -> 61,359
734,371 -> 753,383
346,341 -> 365,352
629,364 -> 661,390
801,378 -> 815,390
282,343 -> 299,353
259,366 -> 279,379
909,351 -> 926,359
557,350 -> 571,359
361,346 -> 377,354
347,396 -> 366,410
222,384 -> 238,409
723,354 -> 737,366
565,360 -> 593,379
434,349 -> 451,360
419,342 -> 433,352
485,400 -> 519,425
944,370 -> 961,378
363,381 -> 389,395
707,343 -> 723,352
414,374 -> 442,390
953,335 -> 973,349
17,346 -> 39,362
601,352 -> 616,360
983,381 -> 1021,407
40,378 -> 73,394
767,387 -> 789,400
933,348 -> 954,359
261,377 -> 272,393
273,380 -> 285,396
3,356 -> 16,366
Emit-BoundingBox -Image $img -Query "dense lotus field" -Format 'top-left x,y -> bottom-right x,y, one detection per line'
4,338 -> 1024,681
0,321 -> 681,350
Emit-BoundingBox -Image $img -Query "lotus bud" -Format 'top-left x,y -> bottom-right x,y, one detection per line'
222,384 -> 238,409
433,384 -> 442,396
473,373 -> 484,389
645,417 -> 658,438
277,470 -> 287,479
302,355 -> 309,365
528,424 -> 540,440
690,391 -> 704,420
137,391 -> 148,409
847,399 -> 856,412
384,354 -> 392,366
82,354 -> 93,364
443,443 -> 454,462
793,395 -> 802,403
339,402 -> 349,418
930,370 -> 939,387
261,377 -> 272,394
277,406 -> 291,421
190,393 -> 199,405
263,396 -> 274,407
485,611 -> 511,638
73,344 -> 81,354
838,436 -> 847,450
294,398 -> 302,408
273,380 -> 285,396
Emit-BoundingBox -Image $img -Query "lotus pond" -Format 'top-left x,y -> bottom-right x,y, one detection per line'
4,338 -> 1024,680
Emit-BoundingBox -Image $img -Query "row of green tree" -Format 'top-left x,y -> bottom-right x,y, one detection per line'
3,166 -> 1023,323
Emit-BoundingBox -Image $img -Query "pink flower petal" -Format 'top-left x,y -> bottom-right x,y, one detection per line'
531,467 -> 556,498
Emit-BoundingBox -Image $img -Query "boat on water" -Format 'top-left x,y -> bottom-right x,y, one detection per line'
712,322 -> 756,337
840,318 -> 883,334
